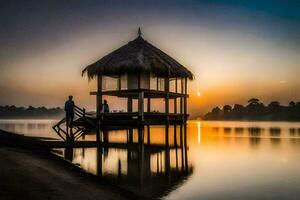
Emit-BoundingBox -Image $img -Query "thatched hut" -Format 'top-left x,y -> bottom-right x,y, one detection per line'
82,29 -> 193,133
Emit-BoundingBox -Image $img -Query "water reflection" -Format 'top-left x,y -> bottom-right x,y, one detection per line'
290,128 -> 296,136
224,127 -> 231,134
270,137 -> 281,145
235,127 -> 244,134
270,127 -> 281,136
64,124 -> 192,199
212,127 -> 219,132
249,137 -> 261,146
3,120 -> 300,199
0,119 -> 57,138
248,127 -> 262,137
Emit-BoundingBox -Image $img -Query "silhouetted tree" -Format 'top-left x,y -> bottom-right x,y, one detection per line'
223,105 -> 232,113
0,105 -> 64,119
203,99 -> 300,121
289,101 -> 296,107
248,98 -> 260,106
231,104 -> 245,119
222,105 -> 232,119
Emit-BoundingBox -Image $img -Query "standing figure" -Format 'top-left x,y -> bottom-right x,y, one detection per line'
65,95 -> 75,139
101,99 -> 109,113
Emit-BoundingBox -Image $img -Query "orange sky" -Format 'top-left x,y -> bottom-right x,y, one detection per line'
0,1 -> 300,117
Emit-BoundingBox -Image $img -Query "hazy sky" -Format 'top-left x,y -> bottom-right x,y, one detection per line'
0,0 -> 300,116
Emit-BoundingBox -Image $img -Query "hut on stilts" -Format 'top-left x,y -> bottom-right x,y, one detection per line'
52,29 -> 194,194
84,28 -> 193,140
53,28 -> 193,142
53,28 -> 193,141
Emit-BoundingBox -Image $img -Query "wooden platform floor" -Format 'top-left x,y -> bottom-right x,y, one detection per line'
74,112 -> 188,130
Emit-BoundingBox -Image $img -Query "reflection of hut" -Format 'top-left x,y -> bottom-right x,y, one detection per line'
224,127 -> 231,134
82,29 -> 193,140
289,128 -> 296,135
93,125 -> 192,199
248,127 -> 262,136
270,127 -> 281,136
235,127 -> 244,133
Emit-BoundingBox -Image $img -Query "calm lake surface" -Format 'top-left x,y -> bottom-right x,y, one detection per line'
1,119 -> 300,199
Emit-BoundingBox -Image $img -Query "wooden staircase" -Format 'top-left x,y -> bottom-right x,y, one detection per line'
52,105 -> 96,141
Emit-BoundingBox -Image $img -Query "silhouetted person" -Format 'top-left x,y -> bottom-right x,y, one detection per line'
101,99 -> 109,113
65,95 -> 75,129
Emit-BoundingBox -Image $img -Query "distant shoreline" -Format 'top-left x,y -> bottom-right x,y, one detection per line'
203,99 -> 300,122
0,105 -> 64,119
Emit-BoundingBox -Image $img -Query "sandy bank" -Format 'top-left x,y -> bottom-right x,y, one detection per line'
0,129 -> 139,200
0,147 -> 134,200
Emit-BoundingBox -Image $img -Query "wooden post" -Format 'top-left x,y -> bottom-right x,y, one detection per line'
174,77 -> 177,114
180,78 -> 183,118
138,92 -> 144,121
174,98 -> 177,114
118,74 -> 121,90
138,126 -> 145,188
97,147 -> 102,176
128,97 -> 133,144
180,97 -> 183,114
147,98 -> 150,113
184,77 -> 187,122
96,74 -> 102,143
128,129 -> 133,143
174,125 -> 179,171
118,159 -> 121,179
180,124 -> 184,171
175,77 -> 178,93
165,124 -> 171,181
181,78 -> 184,94
128,98 -> 132,113
165,77 -> 169,115
184,123 -> 188,172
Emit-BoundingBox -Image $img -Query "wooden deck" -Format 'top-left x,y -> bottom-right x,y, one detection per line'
73,112 -> 188,130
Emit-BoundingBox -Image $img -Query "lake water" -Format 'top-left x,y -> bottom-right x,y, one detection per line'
1,119 -> 300,199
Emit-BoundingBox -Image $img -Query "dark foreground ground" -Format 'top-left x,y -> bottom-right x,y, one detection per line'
0,130 -> 138,200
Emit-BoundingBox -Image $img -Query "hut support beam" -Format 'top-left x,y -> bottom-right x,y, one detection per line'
128,98 -> 132,113
165,77 -> 169,116
147,98 -> 150,113
138,91 -> 144,121
96,75 -> 102,143
118,74 -> 121,90
184,77 -> 187,122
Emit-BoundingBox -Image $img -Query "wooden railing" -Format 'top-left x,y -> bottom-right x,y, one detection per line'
52,105 -> 96,141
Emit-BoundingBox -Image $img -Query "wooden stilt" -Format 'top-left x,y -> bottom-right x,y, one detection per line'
96,74 -> 102,143
184,123 -> 188,172
147,98 -> 150,113
180,124 -> 184,171
165,124 -> 171,181
97,147 -> 102,176
184,77 -> 187,122
138,91 -> 144,121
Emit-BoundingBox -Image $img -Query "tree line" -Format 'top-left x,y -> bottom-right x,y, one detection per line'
0,105 -> 64,119
204,98 -> 300,121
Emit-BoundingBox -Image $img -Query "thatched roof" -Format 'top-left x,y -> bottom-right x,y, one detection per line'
82,32 -> 194,80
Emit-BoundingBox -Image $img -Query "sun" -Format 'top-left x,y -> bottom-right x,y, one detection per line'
197,91 -> 201,97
